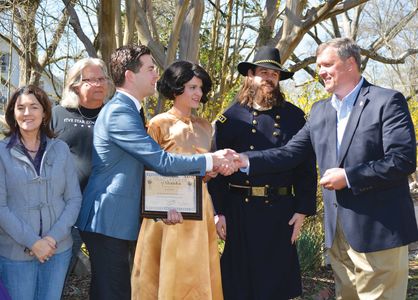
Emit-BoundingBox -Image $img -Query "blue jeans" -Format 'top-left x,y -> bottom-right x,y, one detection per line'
0,247 -> 71,300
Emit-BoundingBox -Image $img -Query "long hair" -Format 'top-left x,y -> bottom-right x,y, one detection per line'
61,58 -> 113,108
236,76 -> 285,107
4,85 -> 55,138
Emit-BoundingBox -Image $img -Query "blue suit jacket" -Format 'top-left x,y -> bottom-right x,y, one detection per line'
76,92 -> 206,240
247,80 -> 418,252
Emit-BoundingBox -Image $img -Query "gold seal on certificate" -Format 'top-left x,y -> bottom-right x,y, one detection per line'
141,170 -> 203,220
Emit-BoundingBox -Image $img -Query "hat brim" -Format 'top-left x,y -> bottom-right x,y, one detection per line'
237,62 -> 294,80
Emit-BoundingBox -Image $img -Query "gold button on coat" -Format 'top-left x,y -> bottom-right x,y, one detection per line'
252,120 -> 258,125
273,131 -> 279,137
253,111 -> 258,116
251,128 -> 256,133
249,145 -> 254,150
274,123 -> 280,128
245,198 -> 249,203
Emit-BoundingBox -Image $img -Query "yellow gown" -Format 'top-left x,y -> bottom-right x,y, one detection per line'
131,108 -> 223,300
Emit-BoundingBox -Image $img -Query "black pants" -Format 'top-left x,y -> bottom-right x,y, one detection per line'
80,231 -> 132,300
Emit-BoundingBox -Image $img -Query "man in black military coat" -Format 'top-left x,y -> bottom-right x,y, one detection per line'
208,47 -> 317,300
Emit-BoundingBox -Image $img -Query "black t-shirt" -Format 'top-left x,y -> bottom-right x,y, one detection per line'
51,105 -> 102,192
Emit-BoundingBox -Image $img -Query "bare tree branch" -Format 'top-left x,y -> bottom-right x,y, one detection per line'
0,32 -> 22,56
206,0 -> 226,17
163,0 -> 190,66
289,54 -> 321,85
39,9 -> 69,69
62,0 -> 97,57
331,16 -> 341,38
361,48 -> 418,64
346,4 -> 364,39
134,0 -> 165,68
289,55 -> 316,71
370,6 -> 417,51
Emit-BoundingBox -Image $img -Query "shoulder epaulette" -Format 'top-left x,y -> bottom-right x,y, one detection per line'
217,114 -> 227,123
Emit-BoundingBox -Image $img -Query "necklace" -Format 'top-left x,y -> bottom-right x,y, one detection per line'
24,147 -> 38,153
77,106 -> 101,120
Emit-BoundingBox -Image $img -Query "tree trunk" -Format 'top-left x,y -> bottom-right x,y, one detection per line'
98,0 -> 116,64
179,0 -> 204,62
218,0 -> 233,97
114,0 -> 122,48
123,0 -> 136,45
256,0 -> 278,48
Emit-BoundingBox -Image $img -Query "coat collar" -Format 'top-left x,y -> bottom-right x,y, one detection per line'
324,99 -> 338,165
337,79 -> 371,165
114,90 -> 142,112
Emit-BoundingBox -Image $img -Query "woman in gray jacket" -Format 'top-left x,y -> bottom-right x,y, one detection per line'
0,85 -> 82,300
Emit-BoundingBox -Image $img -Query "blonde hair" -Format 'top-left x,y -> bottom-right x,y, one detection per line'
61,58 -> 114,108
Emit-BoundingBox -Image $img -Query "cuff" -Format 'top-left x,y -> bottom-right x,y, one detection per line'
344,169 -> 351,188
204,153 -> 213,172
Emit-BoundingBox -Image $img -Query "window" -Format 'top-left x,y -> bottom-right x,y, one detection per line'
0,54 -> 9,73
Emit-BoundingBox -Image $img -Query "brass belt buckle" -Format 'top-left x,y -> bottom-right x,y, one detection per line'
251,186 -> 267,197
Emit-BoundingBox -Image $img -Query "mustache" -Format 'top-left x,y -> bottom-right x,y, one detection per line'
261,80 -> 276,88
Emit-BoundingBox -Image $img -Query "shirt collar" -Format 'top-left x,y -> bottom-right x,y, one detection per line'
331,77 -> 364,112
252,102 -> 272,111
117,89 -> 143,112
7,131 -> 47,150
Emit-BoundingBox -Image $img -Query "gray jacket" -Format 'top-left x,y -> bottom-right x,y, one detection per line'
0,136 -> 82,260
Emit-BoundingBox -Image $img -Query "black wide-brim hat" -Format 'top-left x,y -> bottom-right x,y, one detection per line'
237,46 -> 294,80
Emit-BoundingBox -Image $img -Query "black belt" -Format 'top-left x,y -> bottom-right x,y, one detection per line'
228,184 -> 293,197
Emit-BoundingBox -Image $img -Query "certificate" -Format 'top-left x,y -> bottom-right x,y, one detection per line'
141,170 -> 202,220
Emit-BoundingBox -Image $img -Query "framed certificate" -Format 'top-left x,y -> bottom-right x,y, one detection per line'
141,170 -> 202,220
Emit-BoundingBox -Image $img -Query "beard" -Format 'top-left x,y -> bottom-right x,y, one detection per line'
251,80 -> 280,108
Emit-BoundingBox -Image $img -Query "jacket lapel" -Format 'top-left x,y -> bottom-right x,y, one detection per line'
325,99 -> 338,166
337,81 -> 370,165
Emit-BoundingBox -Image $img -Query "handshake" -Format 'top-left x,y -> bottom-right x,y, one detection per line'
210,149 -> 249,176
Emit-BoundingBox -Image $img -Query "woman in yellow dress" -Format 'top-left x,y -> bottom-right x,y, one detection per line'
131,61 -> 223,299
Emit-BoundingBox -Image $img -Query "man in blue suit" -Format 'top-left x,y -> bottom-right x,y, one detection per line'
237,38 -> 418,299
76,45 -> 236,300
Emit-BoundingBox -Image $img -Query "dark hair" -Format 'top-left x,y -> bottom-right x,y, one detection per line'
4,85 -> 54,138
110,45 -> 151,87
317,38 -> 361,70
157,60 -> 212,103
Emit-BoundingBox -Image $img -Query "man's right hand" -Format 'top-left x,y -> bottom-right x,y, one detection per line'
211,149 -> 240,176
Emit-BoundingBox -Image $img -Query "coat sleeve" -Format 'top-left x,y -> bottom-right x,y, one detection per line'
0,155 -> 40,248
287,111 -> 317,216
246,112 -> 315,176
106,103 -> 206,176
291,148 -> 317,216
345,91 -> 416,195
207,120 -> 231,215
46,143 -> 82,243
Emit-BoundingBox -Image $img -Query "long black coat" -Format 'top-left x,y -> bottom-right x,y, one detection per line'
208,101 -> 317,300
